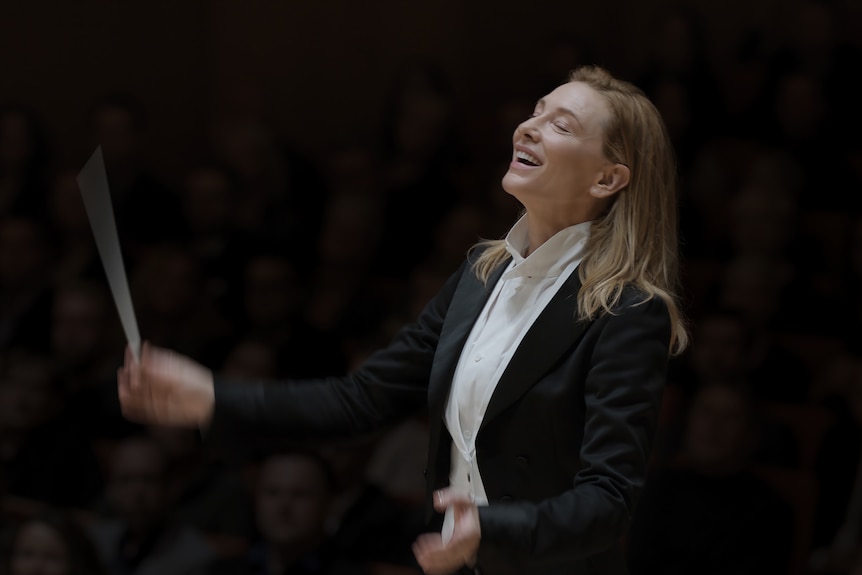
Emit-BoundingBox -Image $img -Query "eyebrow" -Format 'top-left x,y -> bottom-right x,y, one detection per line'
536,98 -> 585,130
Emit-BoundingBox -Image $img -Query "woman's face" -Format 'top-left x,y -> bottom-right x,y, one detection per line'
501,81 -> 613,214
9,522 -> 70,575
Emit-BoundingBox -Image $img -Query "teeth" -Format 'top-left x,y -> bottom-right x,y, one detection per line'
516,150 -> 541,165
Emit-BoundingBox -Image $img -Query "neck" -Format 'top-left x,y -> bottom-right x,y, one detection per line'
523,211 -> 592,256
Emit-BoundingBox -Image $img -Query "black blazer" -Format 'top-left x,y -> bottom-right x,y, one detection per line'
209,248 -> 672,575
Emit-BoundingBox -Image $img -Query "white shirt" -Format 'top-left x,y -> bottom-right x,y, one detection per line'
441,215 -> 592,542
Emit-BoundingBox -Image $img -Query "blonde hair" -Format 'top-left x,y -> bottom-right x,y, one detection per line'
472,65 -> 689,355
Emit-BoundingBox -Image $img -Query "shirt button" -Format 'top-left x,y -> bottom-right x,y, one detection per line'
464,429 -> 472,439
473,354 -> 482,362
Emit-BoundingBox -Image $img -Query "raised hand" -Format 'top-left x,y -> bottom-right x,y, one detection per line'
117,341 -> 215,427
412,488 -> 481,575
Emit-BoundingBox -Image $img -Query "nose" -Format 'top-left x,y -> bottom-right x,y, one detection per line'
515,117 -> 539,142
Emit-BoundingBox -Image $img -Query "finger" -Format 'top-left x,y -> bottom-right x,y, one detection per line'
413,540 -> 462,575
433,489 -> 449,512
128,352 -> 142,391
142,343 -> 173,375
118,370 -> 146,421
434,488 -> 474,512
118,368 -> 141,408
414,533 -> 442,549
412,533 -> 441,559
413,536 -> 450,575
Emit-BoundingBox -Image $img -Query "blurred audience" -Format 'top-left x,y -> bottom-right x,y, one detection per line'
89,93 -> 184,257
0,348 -> 104,510
87,434 -> 216,575
0,216 -> 55,352
206,450 -> 368,575
145,424 -> 255,549
227,250 -> 347,378
635,3 -> 722,172
0,508 -> 106,575
129,244 -> 231,362
706,253 -> 812,403
176,162 -> 253,319
625,379 -> 795,574
368,59 -> 467,289
44,170 -> 102,284
50,278 -> 131,441
218,337 -> 280,381
208,90 -> 331,276
318,435 -> 423,569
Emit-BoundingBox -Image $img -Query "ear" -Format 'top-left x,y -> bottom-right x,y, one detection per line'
590,163 -> 630,199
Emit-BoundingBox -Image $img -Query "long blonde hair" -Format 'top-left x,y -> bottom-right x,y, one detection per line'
472,65 -> 689,355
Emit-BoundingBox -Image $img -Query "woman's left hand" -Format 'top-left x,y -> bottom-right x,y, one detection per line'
412,488 -> 481,575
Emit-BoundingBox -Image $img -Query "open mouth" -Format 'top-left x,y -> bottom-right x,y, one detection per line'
515,150 -> 541,166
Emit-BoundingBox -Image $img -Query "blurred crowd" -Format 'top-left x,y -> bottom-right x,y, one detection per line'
2,1 -> 862,574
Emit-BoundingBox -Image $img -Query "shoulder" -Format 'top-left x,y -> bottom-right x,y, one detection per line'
609,285 -> 670,317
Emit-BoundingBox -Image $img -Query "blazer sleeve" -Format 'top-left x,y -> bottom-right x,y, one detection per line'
475,291 -> 672,569
204,258 -> 468,443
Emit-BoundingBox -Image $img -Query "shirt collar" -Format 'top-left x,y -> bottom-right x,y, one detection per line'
503,215 -> 592,279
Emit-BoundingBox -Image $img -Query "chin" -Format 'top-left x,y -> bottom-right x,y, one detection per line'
502,179 -> 536,209
501,171 -> 526,196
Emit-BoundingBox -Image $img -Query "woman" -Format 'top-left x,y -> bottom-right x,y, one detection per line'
118,65 -> 688,575
0,509 -> 106,575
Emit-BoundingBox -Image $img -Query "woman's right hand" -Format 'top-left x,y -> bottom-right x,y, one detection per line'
117,341 -> 215,428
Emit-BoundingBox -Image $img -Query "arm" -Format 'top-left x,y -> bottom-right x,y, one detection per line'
475,292 -> 671,569
119,258 -> 469,438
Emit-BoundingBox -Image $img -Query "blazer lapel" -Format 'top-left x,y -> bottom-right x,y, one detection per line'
480,268 -> 590,429
427,258 -> 507,423
425,254 -> 508,498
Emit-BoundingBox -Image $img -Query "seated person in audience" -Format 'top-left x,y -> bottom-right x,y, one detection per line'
0,347 -> 104,509
670,307 -> 750,391
51,279 -> 134,441
708,254 -> 812,403
90,92 -> 184,254
87,434 -> 216,575
318,434 -> 424,569
228,251 -> 348,378
0,507 -> 106,575
146,424 -> 256,550
666,307 -> 799,466
207,449 -> 368,575
219,337 -> 280,380
0,215 -> 55,353
625,379 -> 795,575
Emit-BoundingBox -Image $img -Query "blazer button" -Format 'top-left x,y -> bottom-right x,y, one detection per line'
500,495 -> 512,501
423,468 -> 428,479
515,456 -> 528,468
